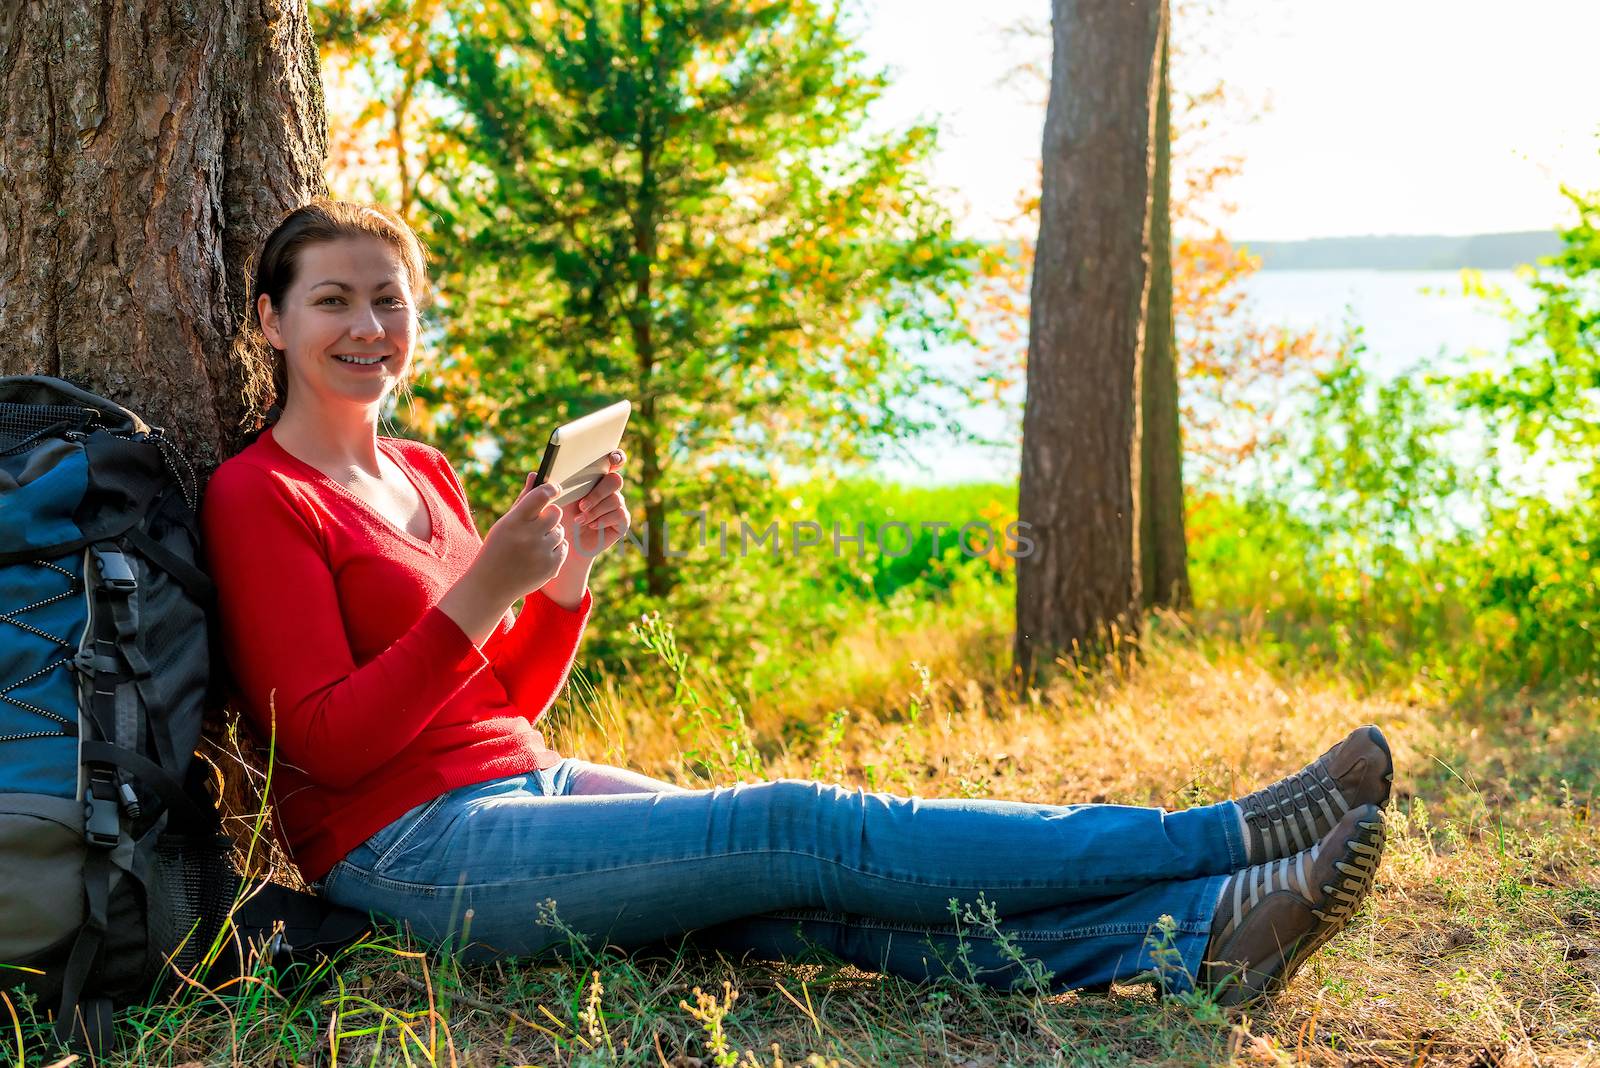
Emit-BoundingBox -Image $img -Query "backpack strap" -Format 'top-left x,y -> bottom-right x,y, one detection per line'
87,545 -> 150,681
204,881 -> 371,989
54,789 -> 117,1052
53,992 -> 113,1056
54,540 -> 133,1050
79,741 -> 213,833
81,544 -> 149,758
55,538 -> 209,1053
104,503 -> 222,777
234,882 -> 373,959
122,522 -> 215,606
83,541 -> 188,775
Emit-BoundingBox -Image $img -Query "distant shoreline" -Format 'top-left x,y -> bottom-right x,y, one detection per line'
1239,230 -> 1560,271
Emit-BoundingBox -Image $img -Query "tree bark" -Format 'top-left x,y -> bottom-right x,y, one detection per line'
0,0 -> 327,467
1015,0 -> 1163,682
1139,5 -> 1191,611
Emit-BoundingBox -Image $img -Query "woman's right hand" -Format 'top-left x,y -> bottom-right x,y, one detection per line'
439,480 -> 568,646
478,479 -> 570,598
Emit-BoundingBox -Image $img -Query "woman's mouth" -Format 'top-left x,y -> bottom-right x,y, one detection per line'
332,353 -> 389,366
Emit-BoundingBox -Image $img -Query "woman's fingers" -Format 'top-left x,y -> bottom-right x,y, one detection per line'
576,472 -> 623,511
514,481 -> 561,514
572,512 -> 627,554
594,504 -> 631,530
579,493 -> 626,524
531,499 -> 566,533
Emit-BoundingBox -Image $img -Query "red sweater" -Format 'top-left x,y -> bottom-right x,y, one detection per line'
200,428 -> 589,882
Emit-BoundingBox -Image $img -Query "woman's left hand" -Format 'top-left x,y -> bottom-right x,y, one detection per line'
560,450 -> 630,561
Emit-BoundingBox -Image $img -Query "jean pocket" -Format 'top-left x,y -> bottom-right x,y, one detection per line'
364,795 -> 449,874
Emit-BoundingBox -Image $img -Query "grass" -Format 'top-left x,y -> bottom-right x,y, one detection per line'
19,578 -> 1600,1066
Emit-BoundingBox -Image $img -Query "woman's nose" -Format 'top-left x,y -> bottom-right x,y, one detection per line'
350,308 -> 386,341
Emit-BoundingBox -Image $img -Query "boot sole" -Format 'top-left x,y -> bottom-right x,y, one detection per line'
1213,808 -> 1386,1006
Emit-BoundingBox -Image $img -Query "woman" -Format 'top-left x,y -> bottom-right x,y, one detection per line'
202,198 -> 1391,1006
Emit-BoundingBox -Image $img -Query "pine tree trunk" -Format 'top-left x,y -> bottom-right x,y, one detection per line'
637,400 -> 673,599
1015,0 -> 1163,682
0,0 -> 327,467
1139,5 -> 1191,611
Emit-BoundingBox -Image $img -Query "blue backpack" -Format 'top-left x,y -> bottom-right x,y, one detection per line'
0,376 -> 365,1054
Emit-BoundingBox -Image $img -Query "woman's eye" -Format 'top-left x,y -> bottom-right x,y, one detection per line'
314,294 -> 404,307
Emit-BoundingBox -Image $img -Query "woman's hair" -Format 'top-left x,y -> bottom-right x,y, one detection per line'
241,197 -> 431,419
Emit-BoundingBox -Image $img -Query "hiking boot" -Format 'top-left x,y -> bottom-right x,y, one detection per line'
1236,724 -> 1393,862
1202,803 -> 1386,1006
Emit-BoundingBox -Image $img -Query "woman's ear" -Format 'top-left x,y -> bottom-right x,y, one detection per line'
257,292 -> 284,350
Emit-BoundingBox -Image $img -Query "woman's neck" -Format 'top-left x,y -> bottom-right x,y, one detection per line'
270,396 -> 385,477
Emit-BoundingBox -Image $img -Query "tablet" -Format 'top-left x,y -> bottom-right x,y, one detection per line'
532,399 -> 632,508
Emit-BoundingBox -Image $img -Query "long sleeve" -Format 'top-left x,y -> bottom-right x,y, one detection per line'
202,461 -> 489,789
483,587 -> 593,720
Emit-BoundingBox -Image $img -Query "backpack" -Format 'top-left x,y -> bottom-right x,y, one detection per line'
0,376 -> 367,1054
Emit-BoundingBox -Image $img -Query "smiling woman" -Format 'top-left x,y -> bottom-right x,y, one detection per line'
266,247 -> 413,388
201,197 -> 1389,1010
244,198 -> 427,416
232,200 -> 437,545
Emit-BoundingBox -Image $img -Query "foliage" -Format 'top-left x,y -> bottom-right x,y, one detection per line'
1186,183 -> 1600,691
1173,233 -> 1331,477
630,610 -> 763,781
409,0 -> 980,600
581,476 -> 1018,683
1295,335 -> 1466,556
1455,185 -> 1600,484
312,0 -> 415,53
314,0 -> 453,217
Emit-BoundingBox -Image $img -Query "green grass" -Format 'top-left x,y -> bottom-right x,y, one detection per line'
17,481 -> 1600,1066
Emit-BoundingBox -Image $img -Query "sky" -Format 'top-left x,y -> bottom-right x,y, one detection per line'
850,0 -> 1600,242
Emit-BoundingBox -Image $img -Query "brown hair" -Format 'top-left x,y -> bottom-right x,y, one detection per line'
242,197 -> 431,419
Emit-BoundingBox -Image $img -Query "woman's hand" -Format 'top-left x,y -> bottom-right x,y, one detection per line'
440,481 -> 568,644
539,450 -> 628,611
487,479 -> 572,593
561,449 -> 631,560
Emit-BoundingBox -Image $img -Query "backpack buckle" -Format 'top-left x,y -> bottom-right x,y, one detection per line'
84,768 -> 120,848
90,545 -> 137,594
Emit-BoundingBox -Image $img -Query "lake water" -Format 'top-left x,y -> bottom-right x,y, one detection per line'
870,269 -> 1530,486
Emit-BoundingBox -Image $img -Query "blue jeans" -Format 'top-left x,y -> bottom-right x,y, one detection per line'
318,759 -> 1247,993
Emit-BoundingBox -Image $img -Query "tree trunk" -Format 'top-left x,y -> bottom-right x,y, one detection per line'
0,0 -> 327,467
1139,5 -> 1191,611
1015,0 -> 1163,682
630,132 -> 673,598
637,396 -> 673,598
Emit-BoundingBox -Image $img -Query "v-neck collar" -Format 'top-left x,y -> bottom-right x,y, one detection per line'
263,427 -> 446,554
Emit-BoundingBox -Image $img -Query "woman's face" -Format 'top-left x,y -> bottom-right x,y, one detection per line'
258,236 -> 417,411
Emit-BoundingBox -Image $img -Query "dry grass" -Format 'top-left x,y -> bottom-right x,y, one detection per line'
50,591 -> 1600,1066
